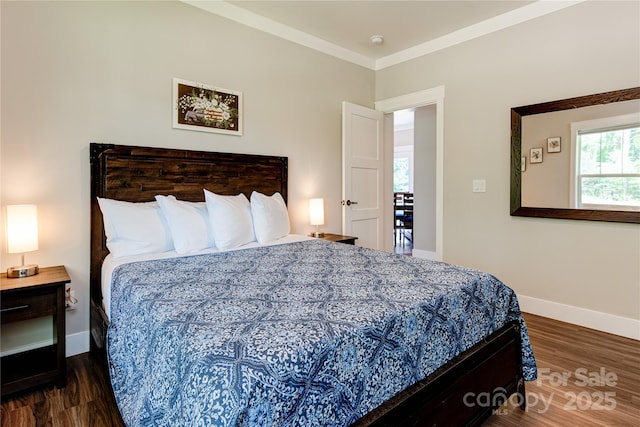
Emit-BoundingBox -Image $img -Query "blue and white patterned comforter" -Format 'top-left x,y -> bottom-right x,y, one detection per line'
107,239 -> 536,426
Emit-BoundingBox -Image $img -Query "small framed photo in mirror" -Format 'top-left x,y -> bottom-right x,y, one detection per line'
530,147 -> 543,163
547,137 -> 561,153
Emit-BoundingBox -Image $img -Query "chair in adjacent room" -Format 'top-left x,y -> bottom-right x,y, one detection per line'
394,192 -> 413,246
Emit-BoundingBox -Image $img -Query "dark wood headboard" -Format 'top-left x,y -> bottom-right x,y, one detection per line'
89,143 -> 288,306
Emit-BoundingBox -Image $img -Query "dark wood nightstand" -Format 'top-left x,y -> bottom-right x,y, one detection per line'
315,233 -> 358,245
1,265 -> 70,398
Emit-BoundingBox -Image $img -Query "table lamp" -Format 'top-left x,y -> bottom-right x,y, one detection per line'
6,204 -> 40,278
309,198 -> 325,238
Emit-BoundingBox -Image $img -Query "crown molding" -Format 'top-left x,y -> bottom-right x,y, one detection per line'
182,0 -> 376,69
183,0 -> 585,72
375,0 -> 585,70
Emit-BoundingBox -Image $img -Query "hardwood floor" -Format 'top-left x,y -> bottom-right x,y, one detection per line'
484,314 -> 639,427
394,230 -> 413,255
1,352 -> 124,427
1,313 -> 638,426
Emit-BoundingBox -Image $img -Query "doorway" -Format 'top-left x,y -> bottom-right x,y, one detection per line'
376,86 -> 444,261
392,106 -> 437,258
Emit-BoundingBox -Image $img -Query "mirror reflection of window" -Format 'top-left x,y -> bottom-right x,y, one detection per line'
571,113 -> 640,211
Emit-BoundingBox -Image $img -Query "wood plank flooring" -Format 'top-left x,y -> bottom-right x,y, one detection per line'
484,314 -> 640,427
1,351 -> 123,427
394,230 -> 413,256
1,313 -> 638,426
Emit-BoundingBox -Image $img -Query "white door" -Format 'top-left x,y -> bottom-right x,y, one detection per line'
342,101 -> 384,250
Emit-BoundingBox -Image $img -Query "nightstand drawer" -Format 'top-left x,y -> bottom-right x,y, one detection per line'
1,287 -> 56,323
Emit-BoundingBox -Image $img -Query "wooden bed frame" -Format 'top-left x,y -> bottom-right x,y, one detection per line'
89,143 -> 526,426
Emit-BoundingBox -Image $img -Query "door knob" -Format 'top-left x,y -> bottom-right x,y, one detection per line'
345,200 -> 358,206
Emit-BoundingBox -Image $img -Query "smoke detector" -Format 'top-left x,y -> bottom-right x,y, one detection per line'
370,35 -> 384,45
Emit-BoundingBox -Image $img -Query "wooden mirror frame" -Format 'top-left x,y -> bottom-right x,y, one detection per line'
510,87 -> 640,224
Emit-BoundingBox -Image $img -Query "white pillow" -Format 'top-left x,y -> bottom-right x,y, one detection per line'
97,198 -> 174,258
250,191 -> 290,244
203,190 -> 256,250
155,195 -> 214,254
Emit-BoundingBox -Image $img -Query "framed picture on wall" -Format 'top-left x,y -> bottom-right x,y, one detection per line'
530,147 -> 543,163
172,78 -> 243,136
521,156 -> 526,172
547,136 -> 561,153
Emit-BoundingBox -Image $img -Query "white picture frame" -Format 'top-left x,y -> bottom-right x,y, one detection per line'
547,136 -> 561,153
172,78 -> 243,136
530,147 -> 543,164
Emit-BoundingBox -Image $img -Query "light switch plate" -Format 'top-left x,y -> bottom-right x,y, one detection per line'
472,179 -> 486,193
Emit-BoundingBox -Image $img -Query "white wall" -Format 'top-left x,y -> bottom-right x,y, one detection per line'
394,129 -> 413,148
413,105 -> 437,254
0,0 -> 374,354
376,1 -> 640,337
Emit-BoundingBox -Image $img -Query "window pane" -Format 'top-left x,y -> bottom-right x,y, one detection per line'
580,126 -> 640,175
579,134 -> 601,174
623,127 -> 640,173
598,130 -> 623,174
394,157 -> 409,192
581,176 -> 640,207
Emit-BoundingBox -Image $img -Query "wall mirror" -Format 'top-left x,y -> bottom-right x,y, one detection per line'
511,87 -> 640,224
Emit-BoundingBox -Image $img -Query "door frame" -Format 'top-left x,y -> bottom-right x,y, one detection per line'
375,86 -> 445,261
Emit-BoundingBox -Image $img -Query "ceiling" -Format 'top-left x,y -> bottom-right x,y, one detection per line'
185,1 -> 583,70
228,1 -> 532,59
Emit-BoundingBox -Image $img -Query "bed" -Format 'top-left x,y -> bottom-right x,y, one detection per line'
89,143 -> 536,426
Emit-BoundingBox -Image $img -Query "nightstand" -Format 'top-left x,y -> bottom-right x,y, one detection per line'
315,233 -> 358,245
1,265 -> 70,398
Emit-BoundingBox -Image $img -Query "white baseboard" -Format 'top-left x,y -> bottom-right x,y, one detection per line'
412,249 -> 438,261
518,294 -> 639,341
66,330 -> 90,357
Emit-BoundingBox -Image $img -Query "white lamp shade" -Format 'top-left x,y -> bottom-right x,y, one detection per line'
6,205 -> 39,254
309,198 -> 325,226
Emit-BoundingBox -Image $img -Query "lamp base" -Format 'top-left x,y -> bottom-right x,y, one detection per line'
7,264 -> 39,278
310,231 -> 325,238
